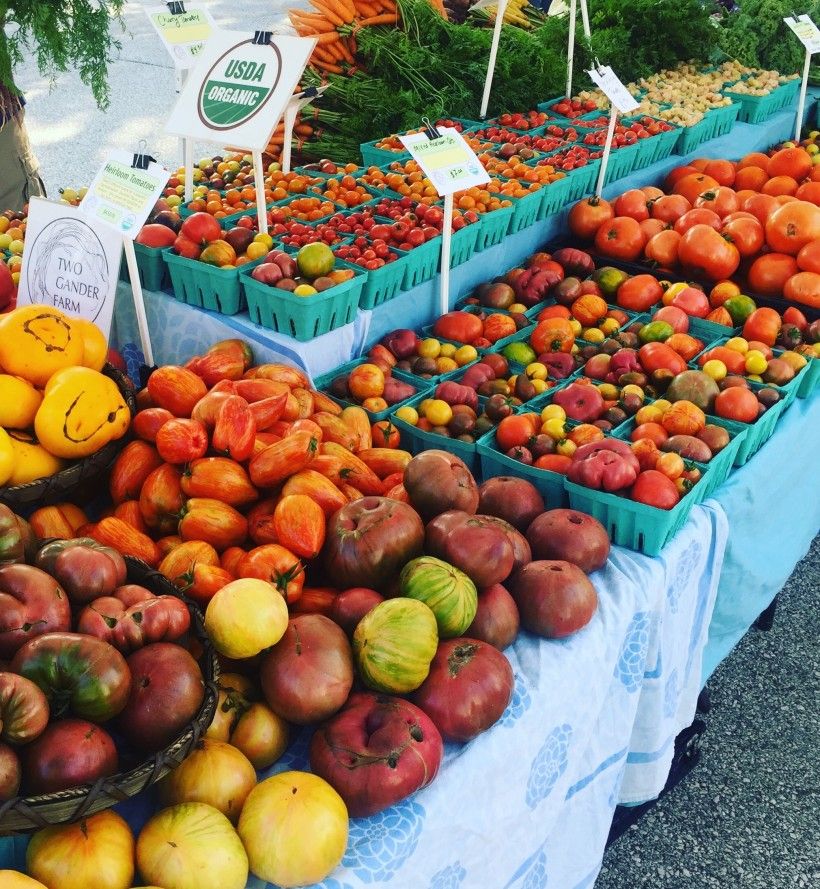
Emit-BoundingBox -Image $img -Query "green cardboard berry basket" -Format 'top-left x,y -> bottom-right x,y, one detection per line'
603,141 -> 642,185
314,358 -> 431,422
474,204 -> 514,252
119,241 -> 172,292
613,416 -> 746,501
391,392 -> 482,471
563,476 -> 702,556
163,249 -> 263,315
722,80 -> 799,124
703,398 -> 789,468
401,236 -> 441,289
333,251 -> 410,310
705,102 -> 741,139
537,161 -> 601,217
502,186 -> 543,233
448,222 -> 481,268
477,430 -> 569,507
239,264 -> 365,341
359,138 -> 410,168
796,356 -> 819,399
675,114 -> 713,155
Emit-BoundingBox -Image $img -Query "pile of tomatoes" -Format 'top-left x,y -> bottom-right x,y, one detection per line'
569,145 -> 820,309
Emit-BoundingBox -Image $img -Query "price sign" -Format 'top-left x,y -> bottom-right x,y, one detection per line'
785,14 -> 820,53
146,4 -> 216,68
79,150 -> 170,239
166,30 -> 315,151
587,65 -> 639,114
17,198 -> 122,337
399,128 -> 490,196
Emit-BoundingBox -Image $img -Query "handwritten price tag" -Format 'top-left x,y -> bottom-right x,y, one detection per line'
146,4 -> 216,68
586,65 -> 639,114
399,128 -> 490,196
785,15 -> 820,53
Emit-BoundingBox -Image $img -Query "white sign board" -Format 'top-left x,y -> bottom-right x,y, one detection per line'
165,30 -> 316,150
587,65 -> 640,114
79,150 -> 169,239
17,198 -> 122,337
146,4 -> 216,68
399,128 -> 490,196
784,15 -> 820,53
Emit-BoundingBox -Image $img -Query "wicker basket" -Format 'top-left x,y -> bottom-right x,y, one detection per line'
0,364 -> 137,514
0,556 -> 219,833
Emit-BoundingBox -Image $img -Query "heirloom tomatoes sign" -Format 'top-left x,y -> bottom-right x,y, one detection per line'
167,30 -> 315,150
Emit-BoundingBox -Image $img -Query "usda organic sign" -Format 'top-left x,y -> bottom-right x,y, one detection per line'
198,40 -> 281,129
167,30 -> 316,151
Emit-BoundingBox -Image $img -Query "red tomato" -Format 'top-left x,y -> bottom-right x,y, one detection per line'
742,307 -> 782,346
644,230 -> 681,268
673,208 -> 722,235
796,240 -> 820,273
703,159 -> 736,187
743,193 -> 780,225
616,274 -> 663,312
767,146 -> 812,181
631,470 -> 680,510
593,216 -> 646,261
721,217 -> 765,258
694,186 -> 739,218
678,224 -> 740,280
783,271 -> 820,309
673,173 -> 720,205
764,201 -> 820,255
651,194 -> 691,223
714,387 -> 759,423
638,342 -> 687,376
639,218 -> 667,241
568,196 -> 614,240
663,165 -> 699,190
614,189 -> 650,221
496,414 -> 538,452
747,253 -> 800,296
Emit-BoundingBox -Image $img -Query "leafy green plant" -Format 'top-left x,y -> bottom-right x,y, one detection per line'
717,0 -> 820,74
0,0 -> 125,109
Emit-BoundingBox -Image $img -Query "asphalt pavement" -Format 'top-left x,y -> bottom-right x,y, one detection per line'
13,0 -> 295,194
596,535 -> 820,889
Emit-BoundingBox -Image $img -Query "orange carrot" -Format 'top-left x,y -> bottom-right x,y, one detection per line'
314,30 -> 342,44
354,0 -> 380,15
312,60 -> 344,74
355,12 -> 397,25
309,0 -> 349,26
336,39 -> 355,64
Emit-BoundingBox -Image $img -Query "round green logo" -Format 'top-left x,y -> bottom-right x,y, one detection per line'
197,39 -> 282,130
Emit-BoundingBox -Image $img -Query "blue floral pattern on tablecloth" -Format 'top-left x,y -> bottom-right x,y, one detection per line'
614,612 -> 651,693
525,723 -> 572,809
669,541 -> 702,614
663,668 -> 680,719
500,673 -> 532,728
429,861 -> 466,888
343,800 -> 426,883
313,879 -> 356,889
120,341 -> 144,388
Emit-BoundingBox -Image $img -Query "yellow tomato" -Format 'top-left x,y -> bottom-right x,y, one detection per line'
435,357 -> 458,374
597,383 -> 619,401
205,578 -> 288,659
652,399 -> 672,414
509,303 -> 528,314
253,232 -> 274,248
417,338 -> 441,359
246,242 -> 269,260
27,811 -> 134,889
542,418 -> 566,440
454,345 -> 478,366
744,350 -> 768,375
725,336 -> 749,354
635,404 -> 663,425
599,317 -> 620,335
230,702 -> 290,769
438,342 -> 457,358
620,384 -> 645,400
5,431 -> 65,485
394,405 -> 419,425
702,359 -> 727,381
418,398 -> 434,416
0,428 -> 14,486
525,362 -> 548,381
556,438 -> 577,456
540,404 -> 566,423
583,328 -> 605,343
656,451 -> 685,480
423,399 -> 453,426
568,318 -> 582,336
531,378 -> 547,394
0,872 -> 49,888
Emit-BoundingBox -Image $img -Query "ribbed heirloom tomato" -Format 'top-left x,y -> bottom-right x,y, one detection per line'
783,272 -> 820,309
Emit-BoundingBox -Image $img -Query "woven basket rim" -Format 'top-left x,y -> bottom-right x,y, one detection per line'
0,363 -> 137,511
0,556 -> 219,833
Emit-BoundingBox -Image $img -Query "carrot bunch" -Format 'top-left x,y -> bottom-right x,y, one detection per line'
288,0 -> 399,75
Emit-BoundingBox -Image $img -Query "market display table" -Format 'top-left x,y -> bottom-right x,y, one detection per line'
111,106 -> 801,379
